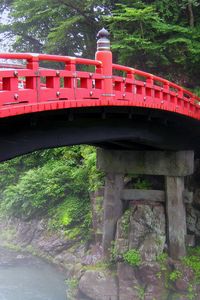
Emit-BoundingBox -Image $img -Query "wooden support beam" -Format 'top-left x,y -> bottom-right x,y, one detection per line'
165,176 -> 187,259
97,149 -> 194,176
121,189 -> 165,202
103,173 -> 124,257
121,189 -> 193,203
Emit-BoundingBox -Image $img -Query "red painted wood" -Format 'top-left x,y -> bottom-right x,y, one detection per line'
0,52 -> 199,119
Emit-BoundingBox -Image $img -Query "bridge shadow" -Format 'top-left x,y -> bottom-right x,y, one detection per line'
0,106 -> 200,162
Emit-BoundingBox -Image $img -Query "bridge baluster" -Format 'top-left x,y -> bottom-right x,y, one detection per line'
146,76 -> 153,101
2,76 -> 18,91
27,56 -> 39,71
163,82 -> 170,105
62,60 -> 76,100
125,71 -> 135,99
25,56 -> 40,103
65,59 -> 76,72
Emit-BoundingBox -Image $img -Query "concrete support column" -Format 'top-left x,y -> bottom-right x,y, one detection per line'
103,173 -> 124,257
165,176 -> 187,259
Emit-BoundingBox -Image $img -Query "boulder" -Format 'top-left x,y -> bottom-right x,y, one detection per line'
78,270 -> 118,300
129,204 -> 166,261
117,263 -> 140,300
90,189 -> 104,243
82,244 -> 103,265
186,205 -> 200,236
136,262 -> 168,299
119,281 -> 141,300
172,262 -> 195,292
117,262 -> 135,281
36,235 -> 75,255
115,209 -> 130,256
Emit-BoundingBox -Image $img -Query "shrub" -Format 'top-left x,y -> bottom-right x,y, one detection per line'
123,249 -> 141,267
182,254 -> 200,283
169,270 -> 182,281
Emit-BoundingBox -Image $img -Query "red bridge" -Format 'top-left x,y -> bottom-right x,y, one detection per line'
0,28 -> 200,161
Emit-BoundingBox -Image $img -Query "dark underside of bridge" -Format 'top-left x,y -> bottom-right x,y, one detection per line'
1,106 -> 200,161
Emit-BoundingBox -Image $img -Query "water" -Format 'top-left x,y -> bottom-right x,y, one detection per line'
0,247 -> 67,300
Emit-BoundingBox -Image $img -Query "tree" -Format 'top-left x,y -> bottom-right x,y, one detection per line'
0,0 -> 118,57
107,1 -> 200,88
0,145 -> 102,240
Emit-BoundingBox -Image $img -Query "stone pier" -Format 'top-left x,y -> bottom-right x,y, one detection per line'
97,149 -> 194,259
103,173 -> 124,257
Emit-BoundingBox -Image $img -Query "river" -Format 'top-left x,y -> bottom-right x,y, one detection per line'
0,247 -> 67,300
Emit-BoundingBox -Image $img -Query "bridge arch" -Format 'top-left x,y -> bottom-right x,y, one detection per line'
0,28 -> 200,161
1,106 -> 200,162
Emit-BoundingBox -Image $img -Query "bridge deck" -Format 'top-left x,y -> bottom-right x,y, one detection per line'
0,53 -> 199,120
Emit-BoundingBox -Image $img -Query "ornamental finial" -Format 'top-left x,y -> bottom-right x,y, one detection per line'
97,28 -> 110,51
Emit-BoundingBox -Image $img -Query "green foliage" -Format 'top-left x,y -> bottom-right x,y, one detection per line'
65,277 -> 79,300
156,250 -> 200,298
83,261 -> 111,271
0,227 -> 16,243
123,249 -> 142,267
182,251 -> 200,283
187,283 -> 197,300
0,0 -> 117,57
1,161 -> 81,218
66,277 -> 78,289
156,252 -> 168,264
134,178 -> 151,190
135,285 -> 145,300
169,270 -> 182,282
109,241 -> 118,262
80,146 -> 104,192
48,196 -> 92,240
0,145 -> 102,241
120,209 -> 130,235
156,252 -> 168,272
107,0 -> 200,88
3,243 -> 22,252
193,87 -> 200,97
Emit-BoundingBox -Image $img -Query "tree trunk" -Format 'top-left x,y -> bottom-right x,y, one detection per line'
188,3 -> 194,27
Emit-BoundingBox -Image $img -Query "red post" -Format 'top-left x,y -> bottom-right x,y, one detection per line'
26,55 -> 39,102
95,28 -> 113,102
27,55 -> 39,71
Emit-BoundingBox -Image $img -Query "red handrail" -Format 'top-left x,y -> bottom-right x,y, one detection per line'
113,63 -> 199,103
0,53 -> 102,67
0,52 -> 199,120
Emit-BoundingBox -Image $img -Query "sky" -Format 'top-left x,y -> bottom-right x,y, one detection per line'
0,10 -> 13,52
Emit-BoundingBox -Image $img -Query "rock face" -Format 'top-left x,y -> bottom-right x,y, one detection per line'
111,203 -> 168,300
129,203 -> 166,261
115,210 -> 130,256
137,262 -> 168,300
0,217 -> 77,256
117,262 -> 140,300
186,205 -> 200,237
172,262 -> 194,292
90,189 -> 104,243
78,270 -> 118,300
186,159 -> 200,242
116,203 -> 166,261
0,217 -> 87,281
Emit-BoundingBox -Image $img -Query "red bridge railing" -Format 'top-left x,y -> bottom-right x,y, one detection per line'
0,29 -> 199,119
